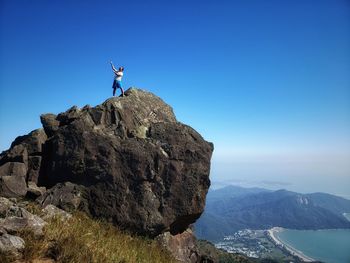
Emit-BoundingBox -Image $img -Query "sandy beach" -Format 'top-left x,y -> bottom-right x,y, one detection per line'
267,227 -> 315,262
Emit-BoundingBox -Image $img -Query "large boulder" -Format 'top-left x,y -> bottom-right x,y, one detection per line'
2,88 -> 213,238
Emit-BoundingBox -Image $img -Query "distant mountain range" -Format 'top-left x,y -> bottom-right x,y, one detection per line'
195,185 -> 350,241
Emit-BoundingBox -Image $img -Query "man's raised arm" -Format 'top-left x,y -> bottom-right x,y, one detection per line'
110,61 -> 118,73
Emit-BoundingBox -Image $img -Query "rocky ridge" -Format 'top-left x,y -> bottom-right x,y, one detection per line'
0,88 -> 214,262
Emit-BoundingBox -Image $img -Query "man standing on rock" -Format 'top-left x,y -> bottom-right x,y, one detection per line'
110,61 -> 125,97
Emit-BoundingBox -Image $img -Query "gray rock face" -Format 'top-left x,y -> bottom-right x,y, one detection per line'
1,88 -> 213,238
10,129 -> 47,155
156,228 -> 200,263
0,176 -> 27,198
0,233 -> 25,257
0,162 -> 27,177
0,207 -> 47,236
0,128 -> 47,198
0,145 -> 28,166
37,182 -> 87,212
0,161 -> 28,198
41,204 -> 72,221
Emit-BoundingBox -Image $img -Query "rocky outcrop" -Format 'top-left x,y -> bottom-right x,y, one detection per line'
0,197 -> 71,260
0,232 -> 25,258
0,88 -> 213,241
0,128 -> 47,199
0,198 -> 47,236
37,182 -> 87,212
156,227 -> 201,263
0,175 -> 27,198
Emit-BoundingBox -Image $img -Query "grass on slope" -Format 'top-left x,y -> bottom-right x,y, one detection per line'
1,211 -> 177,263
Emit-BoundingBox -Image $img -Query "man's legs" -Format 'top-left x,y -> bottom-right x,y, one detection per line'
112,80 -> 117,96
116,81 -> 124,96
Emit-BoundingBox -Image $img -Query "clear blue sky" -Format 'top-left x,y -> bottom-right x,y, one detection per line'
1,0 -> 349,197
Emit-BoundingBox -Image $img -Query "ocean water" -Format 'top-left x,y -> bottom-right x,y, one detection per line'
275,229 -> 350,263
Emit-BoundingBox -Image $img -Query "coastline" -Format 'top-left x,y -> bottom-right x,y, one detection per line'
267,227 -> 315,262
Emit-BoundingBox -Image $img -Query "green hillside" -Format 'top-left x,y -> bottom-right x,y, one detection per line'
196,186 -> 350,241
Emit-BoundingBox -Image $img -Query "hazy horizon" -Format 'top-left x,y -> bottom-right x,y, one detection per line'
209,178 -> 350,201
209,149 -> 350,199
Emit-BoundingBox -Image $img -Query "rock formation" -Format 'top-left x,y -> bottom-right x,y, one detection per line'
0,197 -> 70,259
156,227 -> 202,263
0,88 -> 213,241
0,129 -> 47,198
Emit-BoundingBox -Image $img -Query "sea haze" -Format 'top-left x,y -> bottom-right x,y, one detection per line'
210,151 -> 350,200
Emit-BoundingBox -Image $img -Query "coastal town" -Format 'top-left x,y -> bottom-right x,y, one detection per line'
214,229 -> 308,262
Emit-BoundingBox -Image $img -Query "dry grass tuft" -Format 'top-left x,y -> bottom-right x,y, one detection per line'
17,212 -> 177,263
0,250 -> 16,263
